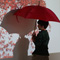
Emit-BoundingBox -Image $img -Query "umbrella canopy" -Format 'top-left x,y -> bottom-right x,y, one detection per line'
0,0 -> 46,24
14,5 -> 60,23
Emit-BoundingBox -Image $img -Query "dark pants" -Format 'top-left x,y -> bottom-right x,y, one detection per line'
32,55 -> 49,60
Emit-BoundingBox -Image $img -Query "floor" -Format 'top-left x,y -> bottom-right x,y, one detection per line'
0,52 -> 60,60
28,52 -> 60,60
49,53 -> 60,60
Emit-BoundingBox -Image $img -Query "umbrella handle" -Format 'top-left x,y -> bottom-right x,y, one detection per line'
16,15 -> 19,23
34,20 -> 37,32
38,1 -> 40,6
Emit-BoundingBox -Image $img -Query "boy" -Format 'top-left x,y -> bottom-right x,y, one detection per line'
32,20 -> 50,60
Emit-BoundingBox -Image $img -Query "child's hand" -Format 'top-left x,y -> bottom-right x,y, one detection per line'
32,32 -> 36,36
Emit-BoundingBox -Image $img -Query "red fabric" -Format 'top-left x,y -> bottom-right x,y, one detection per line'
14,5 -> 60,22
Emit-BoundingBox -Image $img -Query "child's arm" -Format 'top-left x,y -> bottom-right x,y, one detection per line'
32,32 -> 36,42
32,32 -> 43,46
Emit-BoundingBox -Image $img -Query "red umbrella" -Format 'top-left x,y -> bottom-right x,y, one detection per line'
14,5 -> 60,23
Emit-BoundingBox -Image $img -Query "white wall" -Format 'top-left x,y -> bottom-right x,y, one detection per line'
46,0 -> 60,53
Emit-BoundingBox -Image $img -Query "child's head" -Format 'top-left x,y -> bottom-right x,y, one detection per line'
37,20 -> 49,30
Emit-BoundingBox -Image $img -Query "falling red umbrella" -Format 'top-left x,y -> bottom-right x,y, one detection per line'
14,5 -> 60,23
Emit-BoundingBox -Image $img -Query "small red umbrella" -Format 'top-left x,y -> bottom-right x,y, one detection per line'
14,5 -> 60,23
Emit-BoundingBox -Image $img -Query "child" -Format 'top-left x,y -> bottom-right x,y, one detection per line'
32,20 -> 50,60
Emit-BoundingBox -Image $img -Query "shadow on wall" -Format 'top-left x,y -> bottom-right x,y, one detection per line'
0,9 -> 36,60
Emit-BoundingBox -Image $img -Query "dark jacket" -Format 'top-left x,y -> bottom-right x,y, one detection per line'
32,30 -> 50,56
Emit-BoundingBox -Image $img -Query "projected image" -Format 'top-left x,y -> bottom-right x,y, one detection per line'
0,0 -> 47,59
0,27 -> 20,59
0,0 -> 46,24
0,26 -> 40,59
